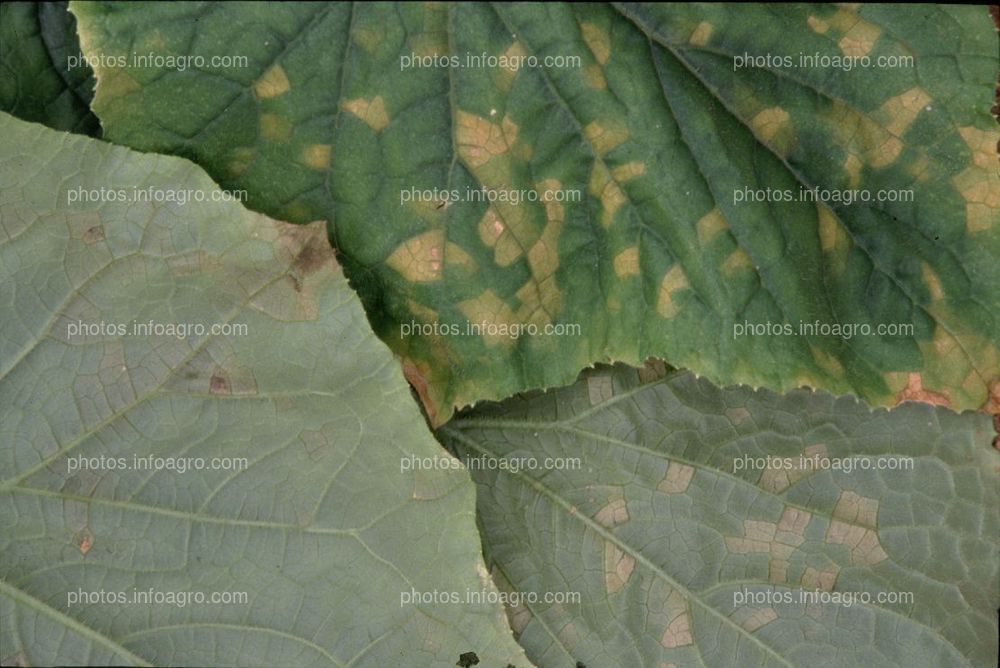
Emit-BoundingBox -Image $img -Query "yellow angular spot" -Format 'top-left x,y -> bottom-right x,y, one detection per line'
260,113 -> 293,142
342,96 -> 390,132
445,242 -> 477,274
807,15 -> 829,33
817,204 -> 846,252
478,206 -> 504,248
825,101 -> 902,167
584,120 -> 629,156
604,542 -> 635,595
613,246 -> 640,277
952,165 -> 1000,233
810,345 -> 844,377
695,208 -> 728,244
582,64 -> 607,90
299,143 -> 331,170
458,290 -> 518,347
656,265 -> 689,318
406,299 -> 438,323
688,21 -> 713,46
833,12 -> 881,58
581,22 -> 611,65
254,64 -> 290,99
353,26 -> 383,54
456,111 -> 518,167
611,161 -> 646,182
922,262 -> 944,301
750,107 -> 794,156
959,126 -> 1000,170
496,41 -> 528,92
657,463 -> 694,494
801,564 -> 840,591
589,162 -> 627,227
843,153 -> 863,188
877,87 -> 931,137
408,31 -> 447,58
385,230 -> 444,282
228,146 -> 256,177
722,248 -> 752,274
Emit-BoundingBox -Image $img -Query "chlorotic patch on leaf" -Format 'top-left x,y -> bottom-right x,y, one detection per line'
71,3 -> 1000,423
0,113 -> 529,668
440,363 -> 999,667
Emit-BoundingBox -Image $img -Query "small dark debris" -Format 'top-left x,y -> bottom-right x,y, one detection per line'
576,662 -> 587,668
456,652 -> 479,667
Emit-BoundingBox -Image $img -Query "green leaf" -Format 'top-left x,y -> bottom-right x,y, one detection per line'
440,363 -> 999,667
0,112 -> 529,668
71,2 -> 1000,423
0,1 -> 100,135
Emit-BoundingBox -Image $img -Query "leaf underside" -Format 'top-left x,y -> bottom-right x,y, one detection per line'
0,112 -> 528,668
440,363 -> 999,667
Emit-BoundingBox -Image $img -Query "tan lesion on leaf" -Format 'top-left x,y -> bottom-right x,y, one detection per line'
895,372 -> 951,407
594,497 -> 630,528
952,126 -> 1000,233
581,22 -> 611,65
825,101 -> 904,168
613,246 -> 640,277
604,541 -> 636,595
584,120 -> 629,156
801,562 -> 840,591
353,26 -> 384,53
656,265 -> 689,318
750,107 -> 794,156
726,507 -> 812,584
299,144 -> 331,170
810,345 -> 844,378
660,591 -> 693,648
657,463 -> 694,494
730,606 -> 778,632
832,490 -> 879,529
760,443 -> 827,493
587,374 -> 614,405
513,179 -> 565,326
342,96 -> 390,132
253,64 -> 291,99
688,22 -> 713,46
825,519 -> 888,566
385,229 -> 445,282
696,208 -> 728,244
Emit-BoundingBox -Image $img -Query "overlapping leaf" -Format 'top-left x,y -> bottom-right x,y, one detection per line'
0,1 -> 99,135
440,363 -> 999,667
0,113 -> 528,667
70,2 -> 1000,423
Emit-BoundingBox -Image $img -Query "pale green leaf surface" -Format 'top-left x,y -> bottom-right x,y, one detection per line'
0,112 -> 529,668
70,2 -> 1000,422
440,364 -> 999,667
